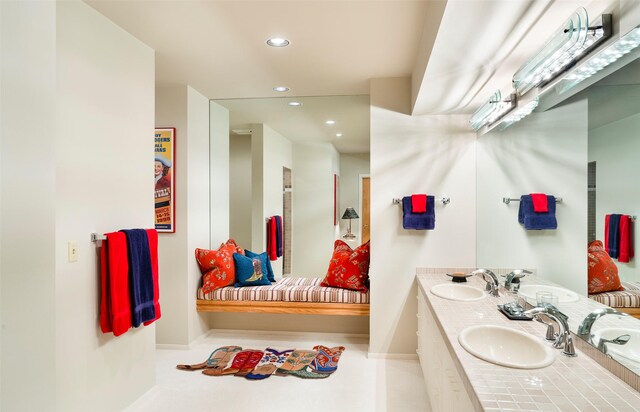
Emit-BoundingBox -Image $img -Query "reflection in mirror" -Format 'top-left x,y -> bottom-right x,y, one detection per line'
476,49 -> 640,380
213,96 -> 370,279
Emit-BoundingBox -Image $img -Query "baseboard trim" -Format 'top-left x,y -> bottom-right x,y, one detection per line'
156,343 -> 191,350
367,352 -> 418,360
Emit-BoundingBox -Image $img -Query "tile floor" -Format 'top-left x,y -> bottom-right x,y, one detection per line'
124,330 -> 430,412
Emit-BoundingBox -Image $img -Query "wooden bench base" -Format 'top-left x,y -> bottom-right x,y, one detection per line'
196,299 -> 370,316
617,307 -> 640,319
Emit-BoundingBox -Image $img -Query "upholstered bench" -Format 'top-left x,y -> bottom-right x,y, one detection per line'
196,277 -> 370,316
589,281 -> 640,319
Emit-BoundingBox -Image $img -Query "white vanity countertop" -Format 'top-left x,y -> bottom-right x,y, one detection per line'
416,272 -> 640,412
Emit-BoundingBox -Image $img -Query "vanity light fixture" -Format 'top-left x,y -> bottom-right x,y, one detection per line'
498,98 -> 539,130
469,90 -> 516,131
335,133 -> 343,138
325,120 -> 336,125
266,37 -> 290,47
559,26 -> 640,93
287,101 -> 302,107
273,86 -> 290,92
513,8 -> 612,97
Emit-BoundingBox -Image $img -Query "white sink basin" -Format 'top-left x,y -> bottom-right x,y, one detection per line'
430,284 -> 486,302
592,327 -> 640,364
518,284 -> 580,303
458,325 -> 555,369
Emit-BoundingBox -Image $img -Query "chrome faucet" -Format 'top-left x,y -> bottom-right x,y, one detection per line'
472,269 -> 500,297
524,304 -> 577,357
597,334 -> 631,355
577,308 -> 629,341
504,269 -> 532,292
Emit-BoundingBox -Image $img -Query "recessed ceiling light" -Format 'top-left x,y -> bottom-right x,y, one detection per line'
325,120 -> 336,125
288,101 -> 302,107
336,133 -> 343,138
266,38 -> 290,47
273,86 -> 290,92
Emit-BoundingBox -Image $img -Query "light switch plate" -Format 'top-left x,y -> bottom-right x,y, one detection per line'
68,241 -> 78,262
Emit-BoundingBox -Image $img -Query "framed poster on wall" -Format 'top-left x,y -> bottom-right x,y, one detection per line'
154,128 -> 175,233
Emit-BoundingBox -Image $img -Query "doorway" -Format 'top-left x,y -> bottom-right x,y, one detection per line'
360,175 -> 370,244
283,167 -> 292,275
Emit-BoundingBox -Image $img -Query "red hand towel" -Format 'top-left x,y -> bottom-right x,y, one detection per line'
530,193 -> 549,213
103,232 -> 132,336
143,229 -> 161,326
605,214 -> 611,256
268,217 -> 278,261
619,215 -> 634,263
411,194 -> 427,213
99,242 -> 112,334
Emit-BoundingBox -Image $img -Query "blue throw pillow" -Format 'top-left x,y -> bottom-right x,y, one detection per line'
245,249 -> 275,282
233,253 -> 272,287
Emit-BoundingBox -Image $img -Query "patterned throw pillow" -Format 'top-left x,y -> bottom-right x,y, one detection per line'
321,240 -> 370,292
195,242 -> 237,294
233,253 -> 272,288
245,250 -> 275,282
588,240 -> 624,294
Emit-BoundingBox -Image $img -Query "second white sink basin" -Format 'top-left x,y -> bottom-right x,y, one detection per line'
518,284 -> 580,303
458,325 -> 556,369
430,284 -> 486,302
592,327 -> 640,364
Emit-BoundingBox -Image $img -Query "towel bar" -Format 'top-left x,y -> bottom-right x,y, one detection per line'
392,197 -> 450,205
91,233 -> 107,242
503,197 -> 563,205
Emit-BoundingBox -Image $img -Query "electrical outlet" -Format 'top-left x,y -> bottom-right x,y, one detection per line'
68,241 -> 78,263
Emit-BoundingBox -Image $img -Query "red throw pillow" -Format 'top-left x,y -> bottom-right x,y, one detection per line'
588,240 -> 624,294
321,240 -> 370,292
195,242 -> 238,294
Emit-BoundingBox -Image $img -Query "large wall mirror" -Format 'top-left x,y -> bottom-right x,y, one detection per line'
477,37 -> 640,377
213,95 -> 370,279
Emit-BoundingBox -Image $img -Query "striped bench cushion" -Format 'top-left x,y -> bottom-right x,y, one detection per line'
197,277 -> 369,304
589,281 -> 640,308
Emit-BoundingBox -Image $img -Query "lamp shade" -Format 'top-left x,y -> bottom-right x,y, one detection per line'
341,208 -> 359,220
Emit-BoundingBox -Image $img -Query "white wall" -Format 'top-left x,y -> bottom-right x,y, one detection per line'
55,3 -> 156,410
250,124 -> 292,278
292,142 -> 341,277
339,153 -> 370,240
590,112 -> 640,283
477,98 -> 589,295
155,85 -> 211,346
1,2 -> 57,410
229,134 -> 252,248
186,87 -> 211,343
210,101 -> 230,247
369,77 -> 477,355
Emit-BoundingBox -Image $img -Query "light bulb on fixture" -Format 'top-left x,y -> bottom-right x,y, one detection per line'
273,86 -> 290,92
336,133 -> 343,138
287,101 -> 302,107
558,26 -> 640,93
325,120 -> 336,125
512,8 -> 611,97
266,38 -> 290,47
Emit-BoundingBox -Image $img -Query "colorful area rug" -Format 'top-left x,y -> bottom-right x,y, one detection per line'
177,345 -> 346,380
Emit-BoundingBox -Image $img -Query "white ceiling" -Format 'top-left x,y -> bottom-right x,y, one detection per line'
87,0 -> 610,149
214,95 -> 371,153
86,0 -> 430,99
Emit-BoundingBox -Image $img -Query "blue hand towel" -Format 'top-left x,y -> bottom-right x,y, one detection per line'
608,214 -> 621,259
518,195 -> 557,230
275,215 -> 283,258
402,196 -> 435,230
120,229 -> 156,327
